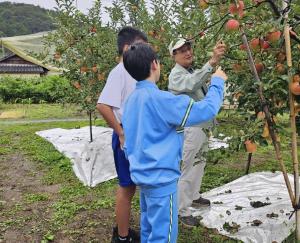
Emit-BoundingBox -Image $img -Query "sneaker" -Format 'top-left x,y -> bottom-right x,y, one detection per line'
111,227 -> 118,243
111,227 -> 140,243
192,197 -> 211,207
129,228 -> 140,241
113,236 -> 133,243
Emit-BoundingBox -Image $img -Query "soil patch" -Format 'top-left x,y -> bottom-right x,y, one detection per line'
0,150 -> 119,242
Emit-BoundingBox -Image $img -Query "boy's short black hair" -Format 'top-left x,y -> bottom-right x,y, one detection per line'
117,26 -> 148,55
123,43 -> 158,81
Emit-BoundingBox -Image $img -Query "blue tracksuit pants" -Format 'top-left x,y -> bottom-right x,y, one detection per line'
140,190 -> 178,243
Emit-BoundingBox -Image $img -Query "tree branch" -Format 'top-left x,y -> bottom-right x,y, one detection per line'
265,0 -> 281,18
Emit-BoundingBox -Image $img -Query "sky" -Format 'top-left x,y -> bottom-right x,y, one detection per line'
0,0 -> 110,13
0,0 -> 112,21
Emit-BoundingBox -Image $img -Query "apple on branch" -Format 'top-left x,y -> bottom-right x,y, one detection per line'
225,19 -> 240,32
229,1 -> 244,18
255,63 -> 264,74
266,31 -> 281,43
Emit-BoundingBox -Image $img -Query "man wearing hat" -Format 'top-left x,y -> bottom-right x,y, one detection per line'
168,38 -> 226,227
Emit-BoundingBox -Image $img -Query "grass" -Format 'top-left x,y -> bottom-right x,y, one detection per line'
24,193 -> 50,203
0,103 -> 87,120
0,108 -> 299,242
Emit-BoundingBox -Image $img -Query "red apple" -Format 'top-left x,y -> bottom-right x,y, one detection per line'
277,52 -> 286,63
244,140 -> 257,153
250,38 -> 260,50
238,9 -> 244,18
266,31 -> 281,43
293,74 -> 300,83
73,82 -> 81,89
232,63 -> 243,73
238,1 -> 245,10
233,92 -> 243,99
225,19 -> 240,32
199,31 -> 205,37
240,43 -> 247,50
229,3 -> 238,14
257,111 -> 265,120
90,27 -> 97,33
255,63 -> 264,73
80,66 -> 89,73
260,40 -> 270,50
237,1 -> 245,17
92,65 -> 98,73
276,63 -> 285,74
229,1 -> 244,17
291,81 -> 300,95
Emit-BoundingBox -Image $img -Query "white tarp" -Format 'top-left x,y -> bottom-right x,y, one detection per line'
192,171 -> 295,243
36,126 -> 229,187
36,126 -> 117,187
208,135 -> 229,150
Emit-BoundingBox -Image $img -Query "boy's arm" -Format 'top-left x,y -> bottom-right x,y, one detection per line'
96,103 -> 124,146
183,68 -> 227,127
155,67 -> 227,128
183,76 -> 224,127
96,67 -> 125,147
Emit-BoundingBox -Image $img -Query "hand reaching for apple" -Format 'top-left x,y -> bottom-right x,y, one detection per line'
209,41 -> 226,67
212,67 -> 228,81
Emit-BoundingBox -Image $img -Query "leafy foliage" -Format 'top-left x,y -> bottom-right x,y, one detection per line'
48,0 -> 300,152
0,76 -> 74,103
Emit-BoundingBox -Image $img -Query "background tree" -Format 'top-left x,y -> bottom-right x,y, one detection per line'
0,2 -> 56,37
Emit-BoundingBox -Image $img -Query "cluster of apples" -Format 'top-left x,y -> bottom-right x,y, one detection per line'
161,0 -> 300,99
225,1 -> 283,37
236,32 -> 281,75
225,1 -> 245,32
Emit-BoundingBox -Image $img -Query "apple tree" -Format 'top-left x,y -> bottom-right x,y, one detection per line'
46,0 -> 116,141
47,0 -> 300,149
207,0 -> 300,151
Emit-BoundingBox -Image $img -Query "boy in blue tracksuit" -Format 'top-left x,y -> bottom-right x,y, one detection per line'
122,43 -> 227,243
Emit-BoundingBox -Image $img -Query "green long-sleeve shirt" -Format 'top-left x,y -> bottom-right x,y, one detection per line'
168,62 -> 214,129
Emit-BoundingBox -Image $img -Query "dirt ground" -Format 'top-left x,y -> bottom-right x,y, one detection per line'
0,151 -> 123,243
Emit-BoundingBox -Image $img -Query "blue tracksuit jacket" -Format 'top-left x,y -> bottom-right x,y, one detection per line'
122,77 -> 224,196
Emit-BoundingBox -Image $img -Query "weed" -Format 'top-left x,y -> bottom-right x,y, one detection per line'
24,193 -> 50,203
41,231 -> 55,243
91,198 -> 114,209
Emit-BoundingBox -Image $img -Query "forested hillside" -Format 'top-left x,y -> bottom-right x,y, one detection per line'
0,2 -> 56,37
